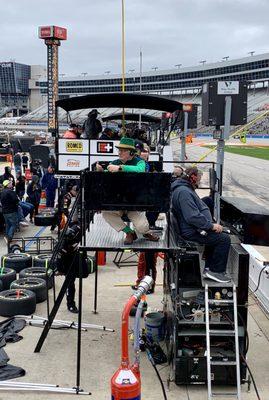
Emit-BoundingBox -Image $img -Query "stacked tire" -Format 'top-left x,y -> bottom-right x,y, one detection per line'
19,267 -> 53,290
35,208 -> 56,226
0,252 -> 53,317
11,278 -> 47,303
0,290 -> 36,317
1,253 -> 32,273
0,268 -> 17,290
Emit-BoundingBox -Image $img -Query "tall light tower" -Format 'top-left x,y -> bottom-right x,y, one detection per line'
38,26 -> 67,134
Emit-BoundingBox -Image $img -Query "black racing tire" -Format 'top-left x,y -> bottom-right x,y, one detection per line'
19,267 -> 53,290
0,289 -> 36,317
1,253 -> 32,273
11,278 -> 47,303
0,268 -> 17,290
87,255 -> 96,275
34,209 -> 56,226
9,244 -> 22,254
33,254 -> 52,269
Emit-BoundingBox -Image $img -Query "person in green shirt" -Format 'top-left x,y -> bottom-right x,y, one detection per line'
96,137 -> 159,245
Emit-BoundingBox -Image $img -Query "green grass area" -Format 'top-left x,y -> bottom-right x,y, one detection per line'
203,145 -> 269,160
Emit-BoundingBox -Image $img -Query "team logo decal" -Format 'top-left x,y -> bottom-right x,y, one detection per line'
97,141 -> 114,153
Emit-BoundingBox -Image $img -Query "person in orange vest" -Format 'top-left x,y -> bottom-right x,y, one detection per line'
63,124 -> 79,139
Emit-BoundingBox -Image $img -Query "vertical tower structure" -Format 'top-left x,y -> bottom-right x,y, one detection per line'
38,26 -> 67,133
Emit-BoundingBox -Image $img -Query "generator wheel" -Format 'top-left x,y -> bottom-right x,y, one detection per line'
11,278 -> 47,303
0,289 -> 36,317
1,253 -> 32,273
9,244 -> 22,254
0,268 -> 17,290
19,267 -> 53,289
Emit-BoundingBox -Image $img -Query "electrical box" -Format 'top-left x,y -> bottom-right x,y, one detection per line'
202,81 -> 247,126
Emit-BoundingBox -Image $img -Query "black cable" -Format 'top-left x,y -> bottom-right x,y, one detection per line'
146,349 -> 167,400
240,355 -> 261,400
252,264 -> 268,294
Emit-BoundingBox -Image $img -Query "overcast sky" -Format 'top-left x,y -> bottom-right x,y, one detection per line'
0,0 -> 268,76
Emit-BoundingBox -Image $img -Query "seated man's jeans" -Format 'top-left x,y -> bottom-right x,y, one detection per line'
184,231 -> 231,273
3,212 -> 18,240
19,201 -> 34,220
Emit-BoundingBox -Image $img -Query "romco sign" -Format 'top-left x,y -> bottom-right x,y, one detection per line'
38,26 -> 67,40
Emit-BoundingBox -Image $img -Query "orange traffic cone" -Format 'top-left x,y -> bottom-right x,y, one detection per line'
39,190 -> 47,210
97,251 -> 106,266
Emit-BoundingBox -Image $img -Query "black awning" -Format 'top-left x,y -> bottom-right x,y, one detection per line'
56,93 -> 182,113
102,112 -> 161,123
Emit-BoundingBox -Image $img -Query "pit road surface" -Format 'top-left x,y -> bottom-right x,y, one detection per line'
172,138 -> 269,206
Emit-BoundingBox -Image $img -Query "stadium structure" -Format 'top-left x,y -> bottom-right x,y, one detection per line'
1,53 -> 269,132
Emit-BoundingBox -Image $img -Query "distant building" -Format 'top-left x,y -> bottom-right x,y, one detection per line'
0,62 -> 46,116
0,61 -> 30,116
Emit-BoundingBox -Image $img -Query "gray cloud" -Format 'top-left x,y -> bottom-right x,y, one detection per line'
0,0 -> 268,76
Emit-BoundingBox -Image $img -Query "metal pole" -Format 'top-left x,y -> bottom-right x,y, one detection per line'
93,252 -> 98,314
76,251 -> 83,391
180,111 -> 188,162
121,0 -> 126,130
138,49 -> 142,128
214,96 -> 232,223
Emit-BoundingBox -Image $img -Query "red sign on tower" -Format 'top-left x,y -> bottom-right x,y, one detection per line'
38,26 -> 67,40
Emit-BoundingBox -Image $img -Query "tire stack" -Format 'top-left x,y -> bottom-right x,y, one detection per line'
0,253 -> 53,317
34,208 -> 56,226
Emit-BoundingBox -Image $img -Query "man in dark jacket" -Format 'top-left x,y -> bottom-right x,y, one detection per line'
99,127 -> 115,140
83,109 -> 102,139
41,166 -> 58,207
0,180 -> 19,243
27,175 -> 42,222
171,167 -> 231,283
22,153 -> 29,173
0,166 -> 15,187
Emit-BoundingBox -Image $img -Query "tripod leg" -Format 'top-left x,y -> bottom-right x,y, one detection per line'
76,251 -> 84,391
34,266 -> 75,353
46,274 -> 50,321
93,251 -> 98,314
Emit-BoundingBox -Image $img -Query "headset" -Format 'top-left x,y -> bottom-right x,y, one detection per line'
183,168 -> 201,186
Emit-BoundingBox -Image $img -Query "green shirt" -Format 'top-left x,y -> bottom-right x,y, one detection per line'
110,157 -> 146,173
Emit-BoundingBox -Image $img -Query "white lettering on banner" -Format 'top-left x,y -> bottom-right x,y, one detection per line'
217,81 -> 239,95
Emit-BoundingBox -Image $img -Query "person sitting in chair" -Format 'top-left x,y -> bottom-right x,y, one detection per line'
171,166 -> 231,283
96,137 -> 159,245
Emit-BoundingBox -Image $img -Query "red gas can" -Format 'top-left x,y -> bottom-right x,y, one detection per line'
111,367 -> 141,400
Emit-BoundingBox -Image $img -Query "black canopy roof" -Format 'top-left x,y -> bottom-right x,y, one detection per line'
102,112 -> 161,123
56,93 -> 182,113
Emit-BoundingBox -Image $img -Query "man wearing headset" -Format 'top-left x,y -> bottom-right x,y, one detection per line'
171,166 -> 231,283
96,137 -> 159,245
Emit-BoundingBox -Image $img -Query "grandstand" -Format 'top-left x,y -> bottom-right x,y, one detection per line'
8,53 -> 269,134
